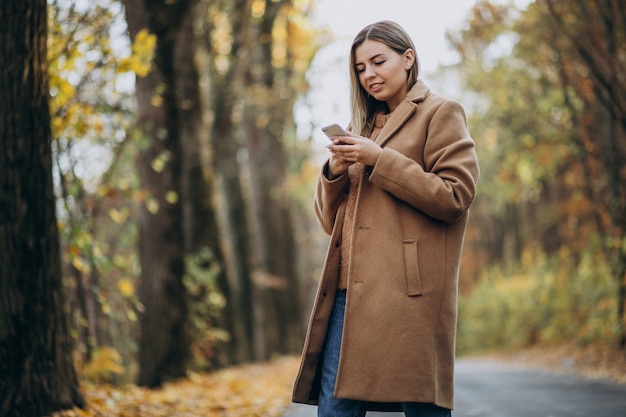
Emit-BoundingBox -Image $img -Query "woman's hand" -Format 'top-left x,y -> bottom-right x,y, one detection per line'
327,151 -> 353,179
327,133 -> 383,178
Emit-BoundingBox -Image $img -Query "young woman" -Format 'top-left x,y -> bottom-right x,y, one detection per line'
292,21 -> 480,417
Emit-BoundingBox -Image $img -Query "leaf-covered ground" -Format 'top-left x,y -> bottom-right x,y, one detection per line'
54,356 -> 300,417
50,344 -> 626,417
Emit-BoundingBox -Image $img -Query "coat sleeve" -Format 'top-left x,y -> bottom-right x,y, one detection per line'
314,161 -> 349,234
368,100 -> 479,223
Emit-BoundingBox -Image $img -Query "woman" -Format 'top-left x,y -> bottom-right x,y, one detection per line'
292,21 -> 479,416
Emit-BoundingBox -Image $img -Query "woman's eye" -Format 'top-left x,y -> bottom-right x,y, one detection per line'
375,61 -> 385,66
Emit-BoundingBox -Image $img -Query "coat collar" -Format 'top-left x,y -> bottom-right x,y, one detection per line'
375,80 -> 430,147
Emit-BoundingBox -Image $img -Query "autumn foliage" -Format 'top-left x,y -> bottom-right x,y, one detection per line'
54,357 -> 300,417
47,0 -> 321,389
4,0 -> 626,415
449,0 -> 626,353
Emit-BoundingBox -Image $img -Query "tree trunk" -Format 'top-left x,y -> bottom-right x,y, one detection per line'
174,1 -> 234,368
200,0 -> 257,363
122,0 -> 192,387
0,0 -> 85,414
243,0 -> 303,358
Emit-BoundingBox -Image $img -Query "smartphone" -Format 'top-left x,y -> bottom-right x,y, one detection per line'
321,124 -> 348,139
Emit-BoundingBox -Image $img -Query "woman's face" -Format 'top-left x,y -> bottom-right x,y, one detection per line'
354,39 -> 414,113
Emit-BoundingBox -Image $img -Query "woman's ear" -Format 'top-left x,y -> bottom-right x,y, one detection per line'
404,49 -> 415,70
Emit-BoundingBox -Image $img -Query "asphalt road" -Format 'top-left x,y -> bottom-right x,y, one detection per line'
283,358 -> 626,417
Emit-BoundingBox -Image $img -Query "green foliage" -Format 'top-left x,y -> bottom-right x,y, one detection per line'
184,248 -> 229,371
458,246 -> 617,355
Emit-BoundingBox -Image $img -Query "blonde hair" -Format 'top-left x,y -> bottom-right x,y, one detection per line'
349,21 -> 420,135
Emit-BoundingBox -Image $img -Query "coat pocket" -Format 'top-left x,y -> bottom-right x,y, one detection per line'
403,239 -> 423,296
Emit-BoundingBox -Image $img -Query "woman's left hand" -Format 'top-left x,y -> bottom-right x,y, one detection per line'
327,133 -> 383,167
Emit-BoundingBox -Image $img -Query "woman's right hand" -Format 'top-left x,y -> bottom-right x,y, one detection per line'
326,137 -> 355,179
327,150 -> 353,180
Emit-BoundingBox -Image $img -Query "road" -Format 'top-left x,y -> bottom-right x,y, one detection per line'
283,358 -> 626,417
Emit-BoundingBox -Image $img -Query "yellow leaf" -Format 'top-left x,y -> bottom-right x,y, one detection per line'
118,279 -> 135,297
101,303 -> 111,315
71,256 -> 90,274
113,254 -> 128,268
109,207 -> 129,225
127,310 -> 138,322
151,94 -> 164,108
151,150 -> 170,172
117,28 -> 157,77
146,197 -> 159,214
165,191 -> 178,204
52,116 -> 64,130
118,178 -> 130,191
251,0 -> 266,18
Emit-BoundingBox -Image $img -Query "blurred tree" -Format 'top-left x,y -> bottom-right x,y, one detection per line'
541,0 -> 626,347
0,0 -> 85,414
172,0 -> 231,369
448,0 -> 626,347
199,0 -> 318,361
49,0 -> 229,378
122,0 -> 193,387
446,1 -> 564,277
243,0 -> 313,358
200,0 -> 256,363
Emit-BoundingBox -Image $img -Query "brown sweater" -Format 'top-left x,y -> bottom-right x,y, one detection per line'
338,112 -> 392,290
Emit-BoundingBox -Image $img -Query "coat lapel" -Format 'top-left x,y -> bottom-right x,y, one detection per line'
375,80 -> 430,147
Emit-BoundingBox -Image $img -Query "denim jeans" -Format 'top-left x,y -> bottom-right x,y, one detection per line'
317,290 -> 452,417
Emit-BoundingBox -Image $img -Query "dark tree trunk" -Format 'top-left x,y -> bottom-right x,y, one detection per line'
202,0 -> 257,363
0,0 -> 85,415
243,0 -> 302,358
175,2 -> 212,255
174,1 -> 233,367
122,0 -> 193,387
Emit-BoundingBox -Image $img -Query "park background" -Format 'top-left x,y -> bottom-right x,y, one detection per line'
1,0 -> 625,416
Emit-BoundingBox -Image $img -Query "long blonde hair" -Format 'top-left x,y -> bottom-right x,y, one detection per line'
349,21 -> 420,135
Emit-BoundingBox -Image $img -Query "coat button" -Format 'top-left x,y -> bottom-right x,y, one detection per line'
322,290 -> 327,297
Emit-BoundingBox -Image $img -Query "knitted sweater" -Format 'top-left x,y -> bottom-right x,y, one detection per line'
338,112 -> 392,290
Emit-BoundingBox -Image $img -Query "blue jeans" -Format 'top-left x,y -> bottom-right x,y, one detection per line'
318,291 -> 452,417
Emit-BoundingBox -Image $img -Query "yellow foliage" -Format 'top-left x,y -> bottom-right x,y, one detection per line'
268,3 -> 319,76
251,0 -> 266,18
109,208 -> 129,225
113,254 -> 130,269
58,357 -> 300,417
283,4 -> 320,76
117,279 -> 135,297
165,191 -> 179,204
127,309 -> 138,322
458,249 -> 617,354
146,197 -> 159,214
150,94 -> 164,108
80,347 -> 125,384
151,150 -> 171,173
118,28 -> 157,77
71,256 -> 91,274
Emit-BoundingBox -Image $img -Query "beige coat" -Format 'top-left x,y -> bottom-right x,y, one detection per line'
292,80 -> 480,411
